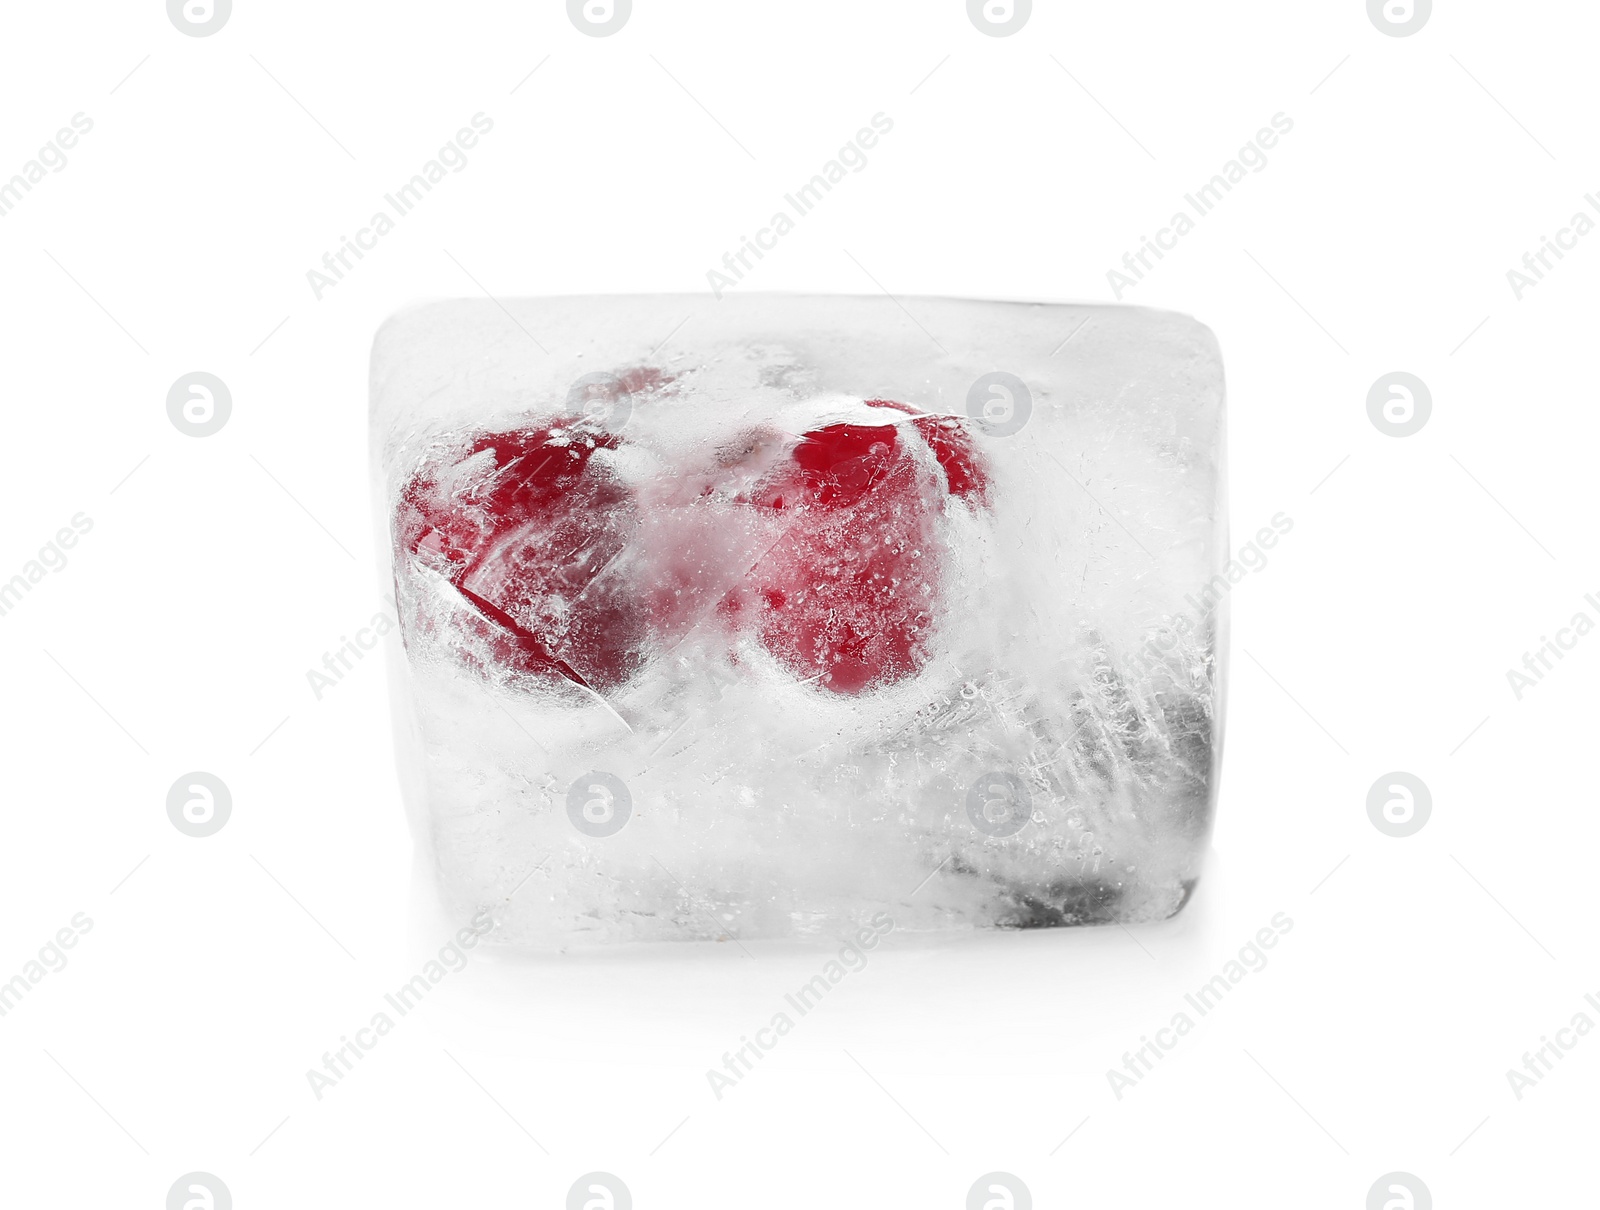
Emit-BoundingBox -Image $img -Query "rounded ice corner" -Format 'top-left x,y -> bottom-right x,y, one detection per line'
1143,305 -> 1220,350
1123,304 -> 1224,374
372,296 -> 458,352
1177,313 -> 1224,371
369,298 -> 462,411
1168,875 -> 1203,921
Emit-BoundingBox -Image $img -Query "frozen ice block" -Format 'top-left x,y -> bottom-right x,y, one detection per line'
370,295 -> 1226,945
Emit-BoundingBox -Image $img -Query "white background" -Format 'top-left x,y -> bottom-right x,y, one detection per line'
1,1 -> 1594,1206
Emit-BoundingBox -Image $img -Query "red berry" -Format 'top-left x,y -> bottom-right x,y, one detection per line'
398,419 -> 643,693
398,400 -> 991,700
865,399 -> 989,502
742,405 -> 989,695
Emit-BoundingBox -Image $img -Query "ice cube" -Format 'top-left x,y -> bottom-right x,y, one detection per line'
370,295 -> 1226,945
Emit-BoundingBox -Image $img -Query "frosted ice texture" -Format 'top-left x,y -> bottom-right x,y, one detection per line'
371,296 -> 1226,945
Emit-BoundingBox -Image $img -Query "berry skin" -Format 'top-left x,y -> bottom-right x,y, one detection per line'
397,419 -> 643,693
398,400 -> 991,699
742,405 -> 989,695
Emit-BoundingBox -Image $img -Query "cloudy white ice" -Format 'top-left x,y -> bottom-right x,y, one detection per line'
371,295 -> 1225,946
